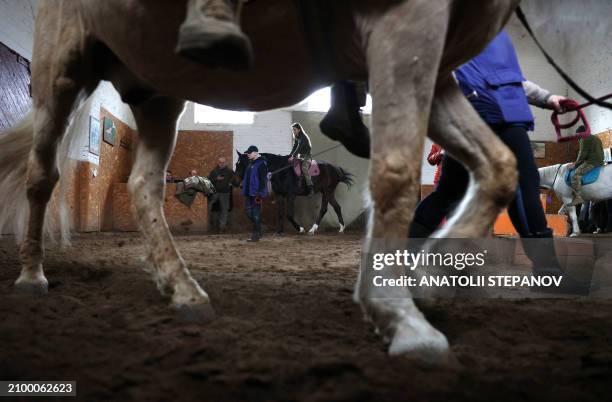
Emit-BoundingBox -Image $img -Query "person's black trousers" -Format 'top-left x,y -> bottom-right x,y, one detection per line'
246,196 -> 262,239
410,124 -> 548,238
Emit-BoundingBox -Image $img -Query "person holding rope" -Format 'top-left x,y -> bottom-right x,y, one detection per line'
407,31 -> 580,288
242,146 -> 268,242
568,125 -> 604,206
289,123 -> 314,196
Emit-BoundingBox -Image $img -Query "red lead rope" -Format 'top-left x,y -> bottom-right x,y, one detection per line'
552,94 -> 612,142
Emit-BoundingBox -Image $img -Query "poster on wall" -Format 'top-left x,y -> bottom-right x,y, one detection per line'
103,116 -> 117,146
88,116 -> 101,156
531,142 -> 546,159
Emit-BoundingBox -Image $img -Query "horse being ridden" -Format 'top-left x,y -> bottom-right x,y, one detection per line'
235,152 -> 353,235
539,163 -> 612,237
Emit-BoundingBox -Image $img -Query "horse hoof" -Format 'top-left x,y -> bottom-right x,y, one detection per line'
569,233 -> 579,238
14,276 -> 49,295
173,301 -> 216,324
299,227 -> 305,234
339,224 -> 345,234
388,320 -> 450,364
308,224 -> 318,236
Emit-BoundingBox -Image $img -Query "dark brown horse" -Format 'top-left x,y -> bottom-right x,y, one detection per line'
235,152 -> 353,235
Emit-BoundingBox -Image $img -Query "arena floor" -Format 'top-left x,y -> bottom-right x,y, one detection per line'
1,232 -> 611,401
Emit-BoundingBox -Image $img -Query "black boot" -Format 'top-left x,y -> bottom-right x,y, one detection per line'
177,0 -> 253,70
320,81 -> 371,158
408,220 -> 435,238
524,228 -> 589,295
248,212 -> 262,241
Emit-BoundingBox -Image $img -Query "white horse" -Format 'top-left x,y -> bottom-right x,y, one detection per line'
538,163 -> 612,237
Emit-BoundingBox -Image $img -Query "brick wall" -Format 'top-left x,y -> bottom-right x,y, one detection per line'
169,130 -> 233,179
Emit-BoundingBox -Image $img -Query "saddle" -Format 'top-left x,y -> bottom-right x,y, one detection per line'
564,165 -> 603,186
293,159 -> 320,177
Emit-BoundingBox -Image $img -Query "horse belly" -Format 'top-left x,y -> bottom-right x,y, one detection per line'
440,0 -> 518,74
83,0 -> 324,111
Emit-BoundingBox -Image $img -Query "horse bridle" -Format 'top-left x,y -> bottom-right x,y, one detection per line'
544,163 -> 563,202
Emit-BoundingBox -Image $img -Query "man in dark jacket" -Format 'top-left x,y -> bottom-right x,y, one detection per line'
242,146 -> 268,242
289,122 -> 314,195
207,156 -> 234,232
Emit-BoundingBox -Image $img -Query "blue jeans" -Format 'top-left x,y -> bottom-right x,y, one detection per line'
246,196 -> 262,238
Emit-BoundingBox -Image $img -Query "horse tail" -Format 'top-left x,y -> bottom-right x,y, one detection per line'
337,167 -> 354,189
0,103 -> 83,245
0,112 -> 35,243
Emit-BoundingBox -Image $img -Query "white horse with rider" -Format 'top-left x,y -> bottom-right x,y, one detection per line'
538,163 -> 612,237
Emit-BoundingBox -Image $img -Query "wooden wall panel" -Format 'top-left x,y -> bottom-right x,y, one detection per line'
0,42 -> 31,131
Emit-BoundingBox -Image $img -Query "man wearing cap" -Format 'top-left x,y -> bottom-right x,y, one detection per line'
242,146 -> 268,242
569,125 -> 604,205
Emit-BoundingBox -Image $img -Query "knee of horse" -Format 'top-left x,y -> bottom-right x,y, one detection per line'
370,152 -> 420,213
127,174 -> 164,214
25,165 -> 59,203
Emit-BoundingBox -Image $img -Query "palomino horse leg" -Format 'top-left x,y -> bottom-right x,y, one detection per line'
308,192 -> 329,235
128,95 -> 214,322
328,195 -> 345,233
427,78 -> 517,238
354,1 -> 451,359
16,92 -> 83,294
16,14 -> 90,294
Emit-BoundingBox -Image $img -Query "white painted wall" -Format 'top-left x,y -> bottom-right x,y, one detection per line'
567,44 -> 612,135
178,102 -> 293,165
507,16 -> 570,141
0,0 -> 36,59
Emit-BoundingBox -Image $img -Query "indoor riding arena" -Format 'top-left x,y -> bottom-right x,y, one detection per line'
1,1 -> 612,401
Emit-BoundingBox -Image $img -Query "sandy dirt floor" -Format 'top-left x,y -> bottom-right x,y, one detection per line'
1,232 -> 611,401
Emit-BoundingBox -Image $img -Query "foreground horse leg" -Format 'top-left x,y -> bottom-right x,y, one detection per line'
354,1 -> 450,359
427,78 -> 517,238
16,12 -> 89,294
16,93 -> 82,294
129,96 -> 214,322
308,193 -> 329,235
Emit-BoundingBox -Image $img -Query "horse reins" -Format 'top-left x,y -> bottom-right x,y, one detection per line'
544,163 -> 563,204
516,6 -> 612,111
266,143 -> 344,177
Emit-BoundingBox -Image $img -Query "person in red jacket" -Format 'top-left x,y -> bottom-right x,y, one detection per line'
427,144 -> 444,186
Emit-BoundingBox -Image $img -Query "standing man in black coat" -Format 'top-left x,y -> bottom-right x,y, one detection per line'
207,156 -> 234,232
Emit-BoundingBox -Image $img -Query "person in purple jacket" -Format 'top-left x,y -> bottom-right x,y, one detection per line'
242,145 -> 268,242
